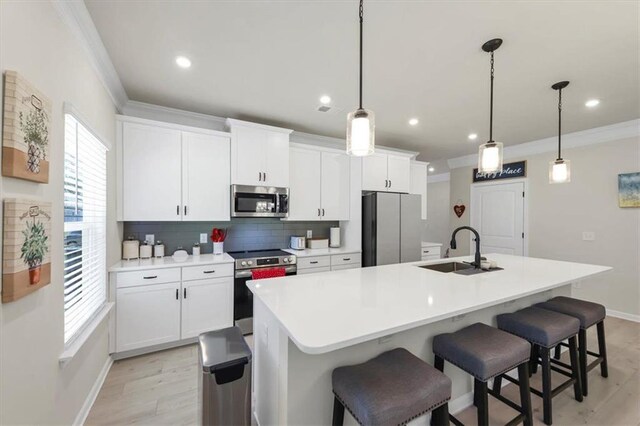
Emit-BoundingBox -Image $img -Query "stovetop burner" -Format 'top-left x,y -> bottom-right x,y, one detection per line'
227,249 -> 291,260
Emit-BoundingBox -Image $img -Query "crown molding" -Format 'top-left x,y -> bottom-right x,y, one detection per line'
428,172 -> 450,183
447,119 -> 640,169
52,0 -> 128,110
122,101 -> 227,131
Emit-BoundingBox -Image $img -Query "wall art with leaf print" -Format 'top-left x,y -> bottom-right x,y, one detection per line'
2,71 -> 51,183
2,199 -> 51,302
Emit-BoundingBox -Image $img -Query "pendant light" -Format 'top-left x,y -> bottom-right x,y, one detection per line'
478,38 -> 504,174
550,81 -> 571,183
346,0 -> 375,156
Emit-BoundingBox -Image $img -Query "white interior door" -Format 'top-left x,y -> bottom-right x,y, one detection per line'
470,181 -> 525,256
321,151 -> 350,220
182,132 -> 230,221
288,148 -> 321,220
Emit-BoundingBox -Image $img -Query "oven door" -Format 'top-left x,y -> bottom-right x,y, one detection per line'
231,185 -> 289,218
234,265 -> 296,335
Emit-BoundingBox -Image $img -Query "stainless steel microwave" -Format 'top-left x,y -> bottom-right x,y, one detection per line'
231,185 -> 289,218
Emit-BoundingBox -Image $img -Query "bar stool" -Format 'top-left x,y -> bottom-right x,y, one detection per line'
535,296 -> 608,396
432,323 -> 533,426
496,307 -> 583,425
332,348 -> 452,426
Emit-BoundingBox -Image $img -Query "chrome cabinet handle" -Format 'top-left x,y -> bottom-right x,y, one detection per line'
143,275 -> 157,280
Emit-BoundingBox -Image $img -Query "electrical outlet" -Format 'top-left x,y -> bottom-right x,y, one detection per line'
200,233 -> 208,244
582,231 -> 596,241
306,230 -> 312,238
145,234 -> 155,245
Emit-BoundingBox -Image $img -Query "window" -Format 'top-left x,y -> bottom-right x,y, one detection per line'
64,113 -> 107,344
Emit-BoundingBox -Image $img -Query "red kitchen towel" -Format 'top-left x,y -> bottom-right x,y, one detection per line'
251,267 -> 286,279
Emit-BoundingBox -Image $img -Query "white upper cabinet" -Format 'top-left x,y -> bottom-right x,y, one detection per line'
182,132 -> 230,221
121,122 -> 183,221
410,161 -> 428,220
321,151 -> 350,220
227,119 -> 292,188
118,116 -> 231,222
362,152 -> 411,193
288,146 -> 350,221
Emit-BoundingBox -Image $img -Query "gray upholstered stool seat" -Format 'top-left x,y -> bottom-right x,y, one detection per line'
535,296 -> 605,329
497,307 -> 580,348
332,348 -> 451,425
432,322 -> 531,381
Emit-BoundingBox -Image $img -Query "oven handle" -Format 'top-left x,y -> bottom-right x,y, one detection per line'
235,265 -> 297,278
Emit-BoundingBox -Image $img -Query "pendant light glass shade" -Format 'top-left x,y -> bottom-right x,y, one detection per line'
549,159 -> 571,183
478,141 -> 503,174
347,108 -> 375,156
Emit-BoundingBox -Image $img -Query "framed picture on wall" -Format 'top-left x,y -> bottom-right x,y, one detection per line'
2,70 -> 51,183
2,199 -> 52,303
618,172 -> 640,208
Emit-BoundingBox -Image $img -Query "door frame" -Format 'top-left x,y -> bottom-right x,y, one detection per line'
469,178 -> 529,256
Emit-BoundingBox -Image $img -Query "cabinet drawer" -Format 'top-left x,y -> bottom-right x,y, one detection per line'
116,268 -> 181,288
331,264 -> 361,271
422,254 -> 441,261
297,266 -> 331,275
297,256 -> 330,269
421,248 -> 441,257
330,253 -> 361,267
182,263 -> 234,281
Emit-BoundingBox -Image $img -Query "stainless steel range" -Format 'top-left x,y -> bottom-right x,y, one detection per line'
228,249 -> 296,335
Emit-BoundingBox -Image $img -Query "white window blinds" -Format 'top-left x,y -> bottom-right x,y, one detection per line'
64,113 -> 107,344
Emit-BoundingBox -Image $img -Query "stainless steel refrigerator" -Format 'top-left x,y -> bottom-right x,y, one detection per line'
362,192 -> 422,267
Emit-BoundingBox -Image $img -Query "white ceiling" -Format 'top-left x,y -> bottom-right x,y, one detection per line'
85,0 -> 639,161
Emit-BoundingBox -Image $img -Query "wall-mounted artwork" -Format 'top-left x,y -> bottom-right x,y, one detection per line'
2,70 -> 51,183
618,172 -> 640,208
2,199 -> 51,303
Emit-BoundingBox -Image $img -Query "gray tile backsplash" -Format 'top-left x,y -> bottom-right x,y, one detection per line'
123,218 -> 338,255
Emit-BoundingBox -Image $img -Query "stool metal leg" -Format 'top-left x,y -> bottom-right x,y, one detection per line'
597,321 -> 608,378
492,374 -> 503,395
431,403 -> 450,426
540,347 -> 553,425
530,344 -> 539,375
554,344 -> 561,360
578,328 -> 588,397
332,396 -> 345,426
475,379 -> 489,426
434,355 -> 445,372
568,336 -> 583,402
517,362 -> 533,426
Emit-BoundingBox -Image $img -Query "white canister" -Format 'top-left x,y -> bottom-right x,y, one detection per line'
154,241 -> 165,258
139,242 -> 152,259
122,238 -> 139,260
213,242 -> 224,255
330,227 -> 341,248
193,244 -> 201,256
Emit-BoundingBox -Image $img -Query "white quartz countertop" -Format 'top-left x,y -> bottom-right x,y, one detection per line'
109,253 -> 234,272
247,254 -> 611,355
283,247 -> 361,258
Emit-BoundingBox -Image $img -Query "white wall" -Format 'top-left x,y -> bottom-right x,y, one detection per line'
424,179 -> 450,248
448,137 -> 640,317
0,1 -> 119,424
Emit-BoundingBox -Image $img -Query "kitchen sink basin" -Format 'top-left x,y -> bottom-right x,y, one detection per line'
418,261 -> 504,275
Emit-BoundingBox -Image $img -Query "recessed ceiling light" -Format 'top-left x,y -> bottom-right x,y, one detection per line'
468,133 -> 478,140
428,166 -> 435,172
408,118 -> 419,126
175,56 -> 191,69
319,95 -> 331,105
585,99 -> 600,108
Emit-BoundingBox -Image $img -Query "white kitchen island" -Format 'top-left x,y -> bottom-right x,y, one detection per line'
247,254 -> 610,425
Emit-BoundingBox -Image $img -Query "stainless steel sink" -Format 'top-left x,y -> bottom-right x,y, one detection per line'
419,262 -> 474,273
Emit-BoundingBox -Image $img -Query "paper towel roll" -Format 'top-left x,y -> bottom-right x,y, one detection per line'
330,227 -> 341,248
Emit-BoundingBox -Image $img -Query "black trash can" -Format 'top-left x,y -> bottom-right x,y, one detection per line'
198,326 -> 252,426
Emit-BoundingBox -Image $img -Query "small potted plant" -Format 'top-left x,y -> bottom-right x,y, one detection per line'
20,220 -> 49,284
19,108 -> 49,174
211,228 -> 227,255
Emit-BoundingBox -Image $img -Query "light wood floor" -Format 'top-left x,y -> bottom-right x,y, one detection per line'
86,318 -> 639,425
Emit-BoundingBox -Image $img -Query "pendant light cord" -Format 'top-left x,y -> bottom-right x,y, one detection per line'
489,51 -> 494,142
557,88 -> 563,160
359,0 -> 364,110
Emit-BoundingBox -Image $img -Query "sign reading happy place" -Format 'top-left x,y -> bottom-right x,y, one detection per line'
473,160 -> 526,183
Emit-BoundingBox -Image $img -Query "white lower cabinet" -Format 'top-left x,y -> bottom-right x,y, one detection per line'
297,266 -> 331,275
181,277 -> 233,339
114,265 -> 233,355
116,282 -> 181,352
295,252 -> 362,275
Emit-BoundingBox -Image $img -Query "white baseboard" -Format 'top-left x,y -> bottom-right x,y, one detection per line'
74,355 -> 113,426
607,309 -> 640,323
